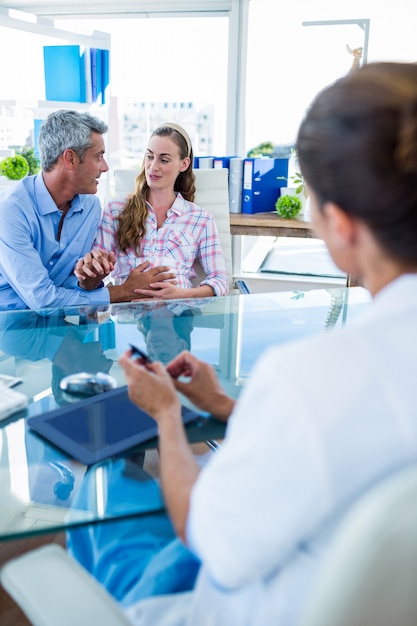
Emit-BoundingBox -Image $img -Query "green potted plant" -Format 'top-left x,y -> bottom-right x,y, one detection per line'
277,169 -> 307,196
277,170 -> 307,215
16,147 -> 40,175
275,194 -> 302,219
0,155 -> 30,180
277,147 -> 308,213
246,141 -> 274,158
287,170 -> 307,196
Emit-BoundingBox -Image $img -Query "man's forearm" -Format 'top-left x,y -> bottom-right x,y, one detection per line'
107,284 -> 148,303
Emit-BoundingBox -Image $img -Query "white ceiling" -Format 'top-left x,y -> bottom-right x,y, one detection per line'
0,0 -> 234,19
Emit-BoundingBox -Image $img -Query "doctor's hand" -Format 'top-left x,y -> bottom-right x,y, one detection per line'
167,351 -> 235,422
119,351 -> 181,424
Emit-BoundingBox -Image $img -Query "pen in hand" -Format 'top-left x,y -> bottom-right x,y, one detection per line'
129,344 -> 177,378
129,344 -> 153,363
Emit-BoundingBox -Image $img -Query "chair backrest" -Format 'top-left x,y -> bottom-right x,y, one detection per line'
301,463 -> 417,626
0,544 -> 132,626
113,168 -> 233,290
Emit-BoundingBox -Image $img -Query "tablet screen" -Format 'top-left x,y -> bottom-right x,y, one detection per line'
28,386 -> 200,465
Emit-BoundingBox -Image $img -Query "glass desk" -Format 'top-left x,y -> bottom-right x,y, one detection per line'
0,287 -> 371,541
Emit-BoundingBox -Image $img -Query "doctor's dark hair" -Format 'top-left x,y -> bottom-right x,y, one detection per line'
296,61 -> 417,264
39,110 -> 108,172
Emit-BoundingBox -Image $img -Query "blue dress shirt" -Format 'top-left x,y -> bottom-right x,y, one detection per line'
0,174 -> 109,310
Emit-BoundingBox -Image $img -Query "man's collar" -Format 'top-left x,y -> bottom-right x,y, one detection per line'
35,173 -> 82,214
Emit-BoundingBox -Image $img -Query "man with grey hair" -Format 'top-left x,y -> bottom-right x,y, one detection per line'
0,110 -> 173,310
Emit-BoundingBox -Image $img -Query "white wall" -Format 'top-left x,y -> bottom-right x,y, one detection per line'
245,0 -> 417,151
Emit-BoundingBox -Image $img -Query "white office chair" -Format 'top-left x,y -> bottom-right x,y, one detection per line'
301,462 -> 417,626
2,463 -> 417,626
113,167 -> 240,293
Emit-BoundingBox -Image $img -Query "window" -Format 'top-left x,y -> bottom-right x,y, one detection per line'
55,16 -> 229,169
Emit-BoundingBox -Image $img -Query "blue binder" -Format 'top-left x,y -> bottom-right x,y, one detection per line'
43,45 -> 87,103
101,49 -> 110,105
90,48 -> 98,103
242,158 -> 289,214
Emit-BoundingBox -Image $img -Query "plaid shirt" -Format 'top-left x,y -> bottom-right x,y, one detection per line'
93,193 -> 229,296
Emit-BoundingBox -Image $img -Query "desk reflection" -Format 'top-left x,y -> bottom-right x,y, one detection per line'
0,308 -> 114,404
135,303 -> 196,364
0,310 -> 115,517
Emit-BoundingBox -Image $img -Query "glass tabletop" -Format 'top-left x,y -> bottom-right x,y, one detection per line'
0,287 -> 371,541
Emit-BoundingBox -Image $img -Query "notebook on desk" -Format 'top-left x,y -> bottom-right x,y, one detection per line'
27,386 -> 200,466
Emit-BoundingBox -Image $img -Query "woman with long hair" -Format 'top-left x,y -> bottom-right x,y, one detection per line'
76,123 -> 228,300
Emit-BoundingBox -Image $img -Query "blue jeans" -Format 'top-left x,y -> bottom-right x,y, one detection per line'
66,459 -> 200,607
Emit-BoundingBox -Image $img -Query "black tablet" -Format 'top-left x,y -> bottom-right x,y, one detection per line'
27,386 -> 200,465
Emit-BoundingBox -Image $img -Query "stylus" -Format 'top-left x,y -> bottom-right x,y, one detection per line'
129,344 -> 153,363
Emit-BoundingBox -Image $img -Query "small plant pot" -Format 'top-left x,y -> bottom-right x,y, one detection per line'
275,194 -> 302,219
0,155 -> 29,180
280,187 -> 306,215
